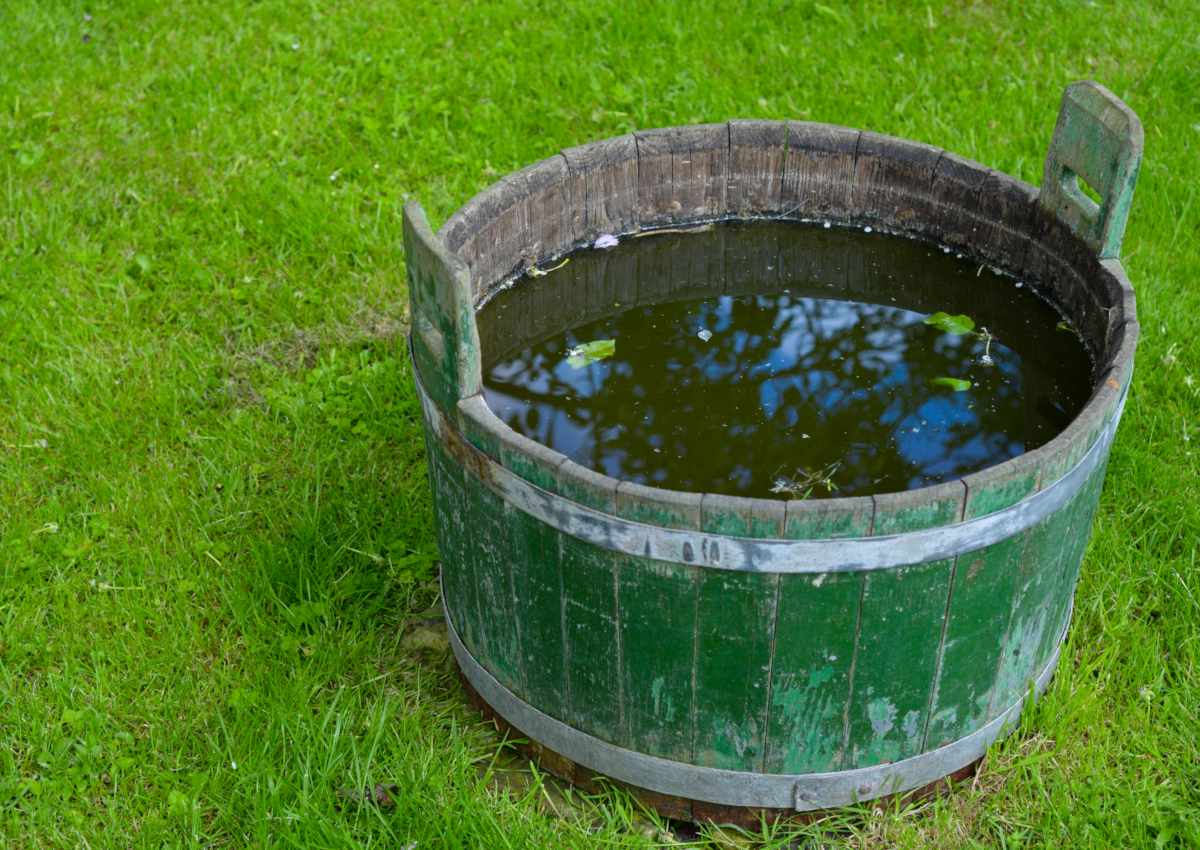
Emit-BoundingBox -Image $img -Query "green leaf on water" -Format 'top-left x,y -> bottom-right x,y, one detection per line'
924,311 -> 975,335
566,338 -> 615,368
931,376 -> 972,392
1056,320 -> 1074,333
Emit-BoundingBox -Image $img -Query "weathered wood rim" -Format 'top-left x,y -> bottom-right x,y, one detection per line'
417,365 -> 1126,573
420,88 -> 1140,537
445,582 -> 1067,810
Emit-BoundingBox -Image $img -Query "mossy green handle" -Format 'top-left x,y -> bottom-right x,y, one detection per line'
1040,81 -> 1143,259
403,201 -> 482,414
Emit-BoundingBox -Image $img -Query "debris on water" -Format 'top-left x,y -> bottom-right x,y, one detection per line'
594,233 -> 619,249
566,338 -> 616,367
977,326 -> 995,365
823,221 -> 831,229
634,223 -> 715,238
697,328 -> 713,342
528,257 -> 570,278
770,462 -> 841,498
864,226 -> 873,233
1056,320 -> 1074,333
1015,281 -> 1024,288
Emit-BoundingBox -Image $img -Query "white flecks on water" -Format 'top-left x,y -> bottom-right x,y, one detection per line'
594,233 -> 619,249
697,328 -> 713,342
823,221 -> 831,229
864,226 -> 873,233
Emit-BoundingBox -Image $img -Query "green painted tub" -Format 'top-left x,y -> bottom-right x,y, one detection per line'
403,81 -> 1140,820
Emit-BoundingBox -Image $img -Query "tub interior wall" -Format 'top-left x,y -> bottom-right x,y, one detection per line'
439,121 -> 1135,379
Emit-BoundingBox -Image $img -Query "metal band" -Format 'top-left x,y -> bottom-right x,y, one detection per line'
417,375 -> 1125,574
447,592 -> 1065,810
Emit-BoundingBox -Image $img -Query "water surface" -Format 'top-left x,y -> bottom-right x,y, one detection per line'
479,222 -> 1092,498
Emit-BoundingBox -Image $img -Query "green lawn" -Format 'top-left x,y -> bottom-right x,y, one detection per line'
1,1 -> 1197,846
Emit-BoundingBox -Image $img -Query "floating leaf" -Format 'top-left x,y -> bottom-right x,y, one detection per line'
566,339 -> 615,368
923,311 -> 975,335
1056,320 -> 1074,333
931,376 -> 972,392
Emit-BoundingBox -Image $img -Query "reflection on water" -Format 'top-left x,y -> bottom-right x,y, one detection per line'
480,222 -> 1092,498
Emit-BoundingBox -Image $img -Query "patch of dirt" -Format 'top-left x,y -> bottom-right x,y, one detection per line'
342,303 -> 408,347
401,621 -> 449,658
243,328 -> 322,372
221,303 -> 410,407
222,374 -> 265,408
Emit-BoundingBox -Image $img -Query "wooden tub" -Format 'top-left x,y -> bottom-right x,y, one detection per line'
403,81 -> 1141,823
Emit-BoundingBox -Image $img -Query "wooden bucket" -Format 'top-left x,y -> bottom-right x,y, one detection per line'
403,81 -> 1141,823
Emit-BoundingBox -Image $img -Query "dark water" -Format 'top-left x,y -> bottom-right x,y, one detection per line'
479,222 -> 1093,498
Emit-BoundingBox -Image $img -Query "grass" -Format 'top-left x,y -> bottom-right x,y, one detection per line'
0,0 -> 1197,846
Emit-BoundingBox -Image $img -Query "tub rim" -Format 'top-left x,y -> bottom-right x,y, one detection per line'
409,83 -> 1141,538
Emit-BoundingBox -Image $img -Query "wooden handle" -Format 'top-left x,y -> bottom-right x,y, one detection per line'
1039,81 -> 1143,259
403,201 -> 482,413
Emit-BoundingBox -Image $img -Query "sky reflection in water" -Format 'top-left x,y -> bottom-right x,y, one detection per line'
481,223 -> 1091,498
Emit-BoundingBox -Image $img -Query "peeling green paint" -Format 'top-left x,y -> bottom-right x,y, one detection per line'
808,665 -> 836,689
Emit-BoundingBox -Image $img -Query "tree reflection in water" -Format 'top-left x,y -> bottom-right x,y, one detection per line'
480,223 -> 1091,499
